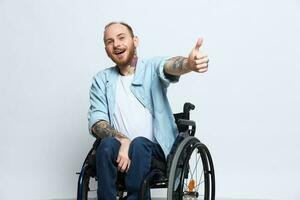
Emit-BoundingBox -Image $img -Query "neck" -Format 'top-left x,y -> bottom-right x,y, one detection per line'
118,55 -> 138,76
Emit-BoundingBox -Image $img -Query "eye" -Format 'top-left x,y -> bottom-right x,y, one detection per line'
119,36 -> 125,40
106,40 -> 113,45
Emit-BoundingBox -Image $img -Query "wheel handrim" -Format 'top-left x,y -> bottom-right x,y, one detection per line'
167,137 -> 212,200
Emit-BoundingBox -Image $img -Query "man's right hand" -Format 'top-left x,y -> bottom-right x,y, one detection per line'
116,137 -> 131,172
92,120 -> 132,172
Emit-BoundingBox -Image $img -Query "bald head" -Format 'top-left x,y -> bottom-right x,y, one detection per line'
103,22 -> 134,42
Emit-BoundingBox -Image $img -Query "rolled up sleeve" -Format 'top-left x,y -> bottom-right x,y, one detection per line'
88,75 -> 109,134
156,57 -> 180,87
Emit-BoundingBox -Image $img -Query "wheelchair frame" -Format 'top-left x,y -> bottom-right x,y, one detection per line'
77,102 -> 215,200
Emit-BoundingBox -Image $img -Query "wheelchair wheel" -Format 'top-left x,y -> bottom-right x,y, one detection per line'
77,165 -> 98,200
167,136 -> 215,200
77,165 -> 90,200
81,172 -> 89,200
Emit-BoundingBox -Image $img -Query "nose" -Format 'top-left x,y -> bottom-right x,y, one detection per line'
113,39 -> 121,49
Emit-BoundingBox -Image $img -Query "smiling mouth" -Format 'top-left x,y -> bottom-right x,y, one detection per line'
114,49 -> 126,55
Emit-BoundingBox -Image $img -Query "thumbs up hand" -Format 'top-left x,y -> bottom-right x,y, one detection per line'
187,38 -> 209,73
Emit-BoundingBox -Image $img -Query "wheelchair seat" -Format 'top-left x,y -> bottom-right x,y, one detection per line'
77,102 -> 215,200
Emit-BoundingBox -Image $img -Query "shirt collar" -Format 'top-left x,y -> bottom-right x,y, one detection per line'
131,58 -> 145,86
106,58 -> 145,86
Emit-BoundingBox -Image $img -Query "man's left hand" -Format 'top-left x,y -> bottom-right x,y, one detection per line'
187,38 -> 209,73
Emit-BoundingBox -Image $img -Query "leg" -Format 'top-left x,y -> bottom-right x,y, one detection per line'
125,137 -> 166,200
96,137 -> 120,200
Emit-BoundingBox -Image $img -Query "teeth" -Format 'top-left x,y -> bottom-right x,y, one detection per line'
115,50 -> 125,54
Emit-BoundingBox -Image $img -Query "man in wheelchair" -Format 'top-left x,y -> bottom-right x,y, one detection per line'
87,22 -> 209,200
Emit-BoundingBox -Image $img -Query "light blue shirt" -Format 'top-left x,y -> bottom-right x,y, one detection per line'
88,57 -> 180,157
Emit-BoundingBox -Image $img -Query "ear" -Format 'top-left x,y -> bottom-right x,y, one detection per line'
133,36 -> 139,48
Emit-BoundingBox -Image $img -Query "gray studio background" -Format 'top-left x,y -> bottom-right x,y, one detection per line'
0,0 -> 299,199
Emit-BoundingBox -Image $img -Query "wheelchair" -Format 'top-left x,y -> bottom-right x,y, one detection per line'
77,102 -> 215,200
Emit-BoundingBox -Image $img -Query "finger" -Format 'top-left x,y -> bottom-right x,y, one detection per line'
116,156 -> 120,164
196,62 -> 208,69
119,162 -> 126,172
194,38 -> 203,51
197,67 -> 208,73
195,57 -> 209,65
194,53 -> 208,60
120,164 -> 126,172
195,64 -> 208,72
118,159 -> 124,171
121,160 -> 129,172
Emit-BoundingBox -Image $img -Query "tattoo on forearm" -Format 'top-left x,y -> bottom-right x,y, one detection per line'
165,56 -> 189,75
92,120 -> 127,139
171,57 -> 185,70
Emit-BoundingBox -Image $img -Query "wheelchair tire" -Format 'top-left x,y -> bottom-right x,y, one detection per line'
167,136 -> 215,200
81,173 -> 89,200
77,165 -> 92,200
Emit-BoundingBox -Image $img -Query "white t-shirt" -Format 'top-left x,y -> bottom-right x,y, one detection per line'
112,74 -> 154,141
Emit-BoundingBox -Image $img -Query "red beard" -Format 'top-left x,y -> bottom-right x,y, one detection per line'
111,45 -> 136,67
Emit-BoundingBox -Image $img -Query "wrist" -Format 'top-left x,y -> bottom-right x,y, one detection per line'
184,58 -> 192,72
117,136 -> 130,144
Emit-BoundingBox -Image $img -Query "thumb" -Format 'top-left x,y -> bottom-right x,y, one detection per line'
194,38 -> 203,51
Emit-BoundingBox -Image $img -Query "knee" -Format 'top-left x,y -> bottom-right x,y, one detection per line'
131,137 -> 151,149
129,137 -> 152,157
96,137 -> 119,160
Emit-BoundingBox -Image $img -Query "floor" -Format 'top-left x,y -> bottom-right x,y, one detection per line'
50,198 -> 267,200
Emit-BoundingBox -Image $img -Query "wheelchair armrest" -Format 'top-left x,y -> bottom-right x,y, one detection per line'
178,119 -> 196,136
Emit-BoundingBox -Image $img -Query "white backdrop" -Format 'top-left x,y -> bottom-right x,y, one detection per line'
0,0 -> 299,199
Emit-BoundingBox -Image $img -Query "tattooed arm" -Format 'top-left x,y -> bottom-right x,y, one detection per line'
164,56 -> 191,76
92,120 -> 129,141
92,120 -> 131,172
164,38 -> 209,76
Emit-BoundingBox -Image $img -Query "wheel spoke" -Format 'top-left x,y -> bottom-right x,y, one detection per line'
195,172 -> 204,191
190,151 -> 201,179
196,180 -> 205,189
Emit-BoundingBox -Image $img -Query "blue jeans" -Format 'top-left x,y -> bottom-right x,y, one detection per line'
96,136 -> 166,200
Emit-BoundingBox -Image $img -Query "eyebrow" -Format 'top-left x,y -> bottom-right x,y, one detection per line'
105,33 -> 126,43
